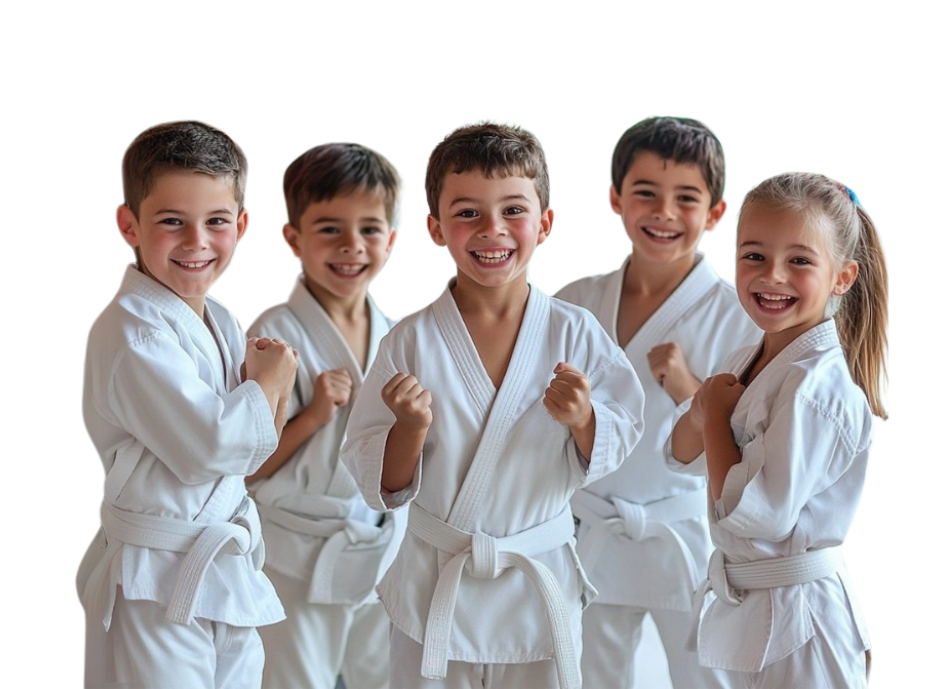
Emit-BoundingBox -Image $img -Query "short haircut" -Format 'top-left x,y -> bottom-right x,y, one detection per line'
122,121 -> 247,216
425,122 -> 550,218
283,143 -> 401,228
611,117 -> 725,206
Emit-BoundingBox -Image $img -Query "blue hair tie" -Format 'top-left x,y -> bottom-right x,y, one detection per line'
843,185 -> 862,207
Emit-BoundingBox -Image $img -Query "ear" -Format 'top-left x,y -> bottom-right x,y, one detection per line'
704,199 -> 727,231
832,260 -> 859,296
283,223 -> 302,257
609,184 -> 624,215
536,208 -> 554,245
427,215 -> 447,247
385,228 -> 397,255
117,205 -> 140,248
236,209 -> 248,242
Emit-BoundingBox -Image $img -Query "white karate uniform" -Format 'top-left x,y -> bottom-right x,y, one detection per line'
77,266 -> 285,689
556,257 -> 759,689
249,278 -> 404,689
341,282 -> 645,689
666,320 -> 871,688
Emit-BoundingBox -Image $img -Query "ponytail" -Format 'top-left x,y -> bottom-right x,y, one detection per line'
835,207 -> 888,419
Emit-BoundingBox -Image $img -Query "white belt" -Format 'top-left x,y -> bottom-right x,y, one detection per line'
101,497 -> 262,625
409,504 -> 579,689
688,546 -> 843,649
573,488 -> 706,582
258,502 -> 388,604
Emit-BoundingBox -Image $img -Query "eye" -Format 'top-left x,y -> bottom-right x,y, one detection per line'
207,217 -> 230,228
455,209 -> 478,219
318,226 -> 340,234
504,206 -> 525,216
361,226 -> 382,235
790,256 -> 812,266
159,217 -> 183,227
741,252 -> 764,261
634,190 -> 655,198
678,194 -> 701,204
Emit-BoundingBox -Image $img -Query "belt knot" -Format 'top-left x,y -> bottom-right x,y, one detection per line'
469,532 -> 500,579
612,497 -> 647,540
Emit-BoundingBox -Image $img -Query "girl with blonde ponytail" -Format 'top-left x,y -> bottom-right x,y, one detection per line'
670,172 -> 885,688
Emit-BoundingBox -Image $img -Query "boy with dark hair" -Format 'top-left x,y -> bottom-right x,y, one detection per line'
77,120 -> 297,688
341,122 -> 645,689
556,116 -> 759,689
247,142 -> 401,689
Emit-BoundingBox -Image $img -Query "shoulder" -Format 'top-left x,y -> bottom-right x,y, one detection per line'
546,296 -> 625,370
248,301 -> 297,337
555,269 -> 618,307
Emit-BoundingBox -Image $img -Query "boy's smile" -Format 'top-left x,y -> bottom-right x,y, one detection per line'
612,151 -> 725,271
285,190 -> 395,310
428,171 -> 552,295
117,171 -> 246,317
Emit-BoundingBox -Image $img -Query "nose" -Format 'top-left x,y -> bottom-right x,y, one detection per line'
759,259 -> 787,284
651,196 -> 676,221
339,230 -> 365,254
477,212 -> 507,238
181,223 -> 209,251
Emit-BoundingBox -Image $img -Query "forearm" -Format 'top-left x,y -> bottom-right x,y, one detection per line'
703,415 -> 742,500
570,411 -> 597,464
665,375 -> 701,406
381,423 -> 428,492
671,412 -> 705,464
247,408 -> 323,484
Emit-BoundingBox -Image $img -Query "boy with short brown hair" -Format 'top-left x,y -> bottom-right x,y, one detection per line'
342,122 -> 645,689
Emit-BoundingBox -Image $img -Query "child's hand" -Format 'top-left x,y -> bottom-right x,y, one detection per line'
647,342 -> 699,403
245,337 -> 298,430
697,373 -> 745,425
544,362 -> 593,431
382,373 -> 433,431
308,369 -> 353,426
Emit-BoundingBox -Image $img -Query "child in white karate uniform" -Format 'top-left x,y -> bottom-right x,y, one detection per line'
341,123 -> 645,689
669,173 -> 887,688
556,116 -> 757,689
247,143 -> 402,689
77,121 -> 298,689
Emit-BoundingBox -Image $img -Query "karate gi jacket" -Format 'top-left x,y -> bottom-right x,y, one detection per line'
341,283 -> 645,667
78,267 -> 284,630
249,277 -> 404,605
667,320 -> 871,671
556,257 -> 760,610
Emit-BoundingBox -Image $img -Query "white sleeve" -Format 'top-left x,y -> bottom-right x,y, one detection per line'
663,397 -> 707,475
341,350 -> 422,512
715,392 -> 860,539
105,331 -> 278,484
576,354 -> 645,487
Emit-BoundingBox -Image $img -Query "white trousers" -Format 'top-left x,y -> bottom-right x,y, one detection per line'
581,602 -> 741,689
389,626 -> 563,689
85,587 -> 264,689
259,567 -> 390,689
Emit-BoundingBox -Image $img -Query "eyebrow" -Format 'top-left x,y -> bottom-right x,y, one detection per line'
739,241 -> 821,255
311,216 -> 386,224
631,179 -> 703,193
448,194 -> 531,209
154,208 -> 235,215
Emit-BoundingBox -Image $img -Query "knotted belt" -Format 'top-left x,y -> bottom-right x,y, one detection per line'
258,498 -> 391,605
688,546 -> 844,648
573,488 -> 706,585
101,496 -> 262,625
408,504 -> 580,689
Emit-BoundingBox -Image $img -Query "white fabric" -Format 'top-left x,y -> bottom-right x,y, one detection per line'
342,283 -> 644,675
249,278 -> 405,606
249,278 -> 404,688
556,256 -> 760,610
78,266 -> 284,685
674,320 -> 871,675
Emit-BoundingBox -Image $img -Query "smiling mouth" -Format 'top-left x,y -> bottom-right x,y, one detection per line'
329,263 -> 368,276
642,227 -> 682,240
172,259 -> 214,269
755,292 -> 796,310
470,249 -> 514,264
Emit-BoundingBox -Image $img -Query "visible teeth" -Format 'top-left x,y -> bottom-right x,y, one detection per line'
471,250 -> 512,263
176,260 -> 211,268
757,293 -> 794,310
758,293 -> 792,301
331,264 -> 366,275
645,227 -> 680,239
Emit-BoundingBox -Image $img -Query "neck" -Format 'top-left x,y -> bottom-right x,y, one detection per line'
623,252 -> 697,297
305,279 -> 369,323
451,272 -> 530,318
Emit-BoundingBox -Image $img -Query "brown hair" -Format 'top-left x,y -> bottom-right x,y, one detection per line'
611,116 -> 725,206
425,122 -> 549,218
283,143 -> 400,228
741,173 -> 888,418
122,121 -> 247,216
